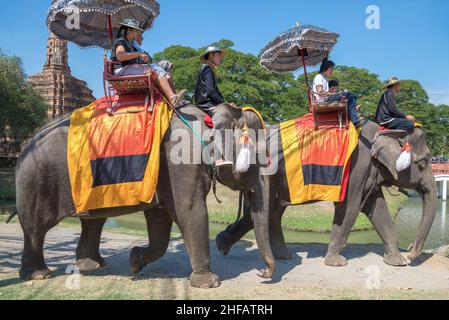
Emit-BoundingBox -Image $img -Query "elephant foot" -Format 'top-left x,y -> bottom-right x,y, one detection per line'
190,272 -> 221,289
130,247 -> 146,275
216,231 -> 231,256
272,246 -> 293,261
384,252 -> 408,267
19,267 -> 52,281
324,254 -> 348,267
257,268 -> 274,279
76,257 -> 105,272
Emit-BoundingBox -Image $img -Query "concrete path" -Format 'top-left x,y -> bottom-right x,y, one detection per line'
1,224 -> 449,299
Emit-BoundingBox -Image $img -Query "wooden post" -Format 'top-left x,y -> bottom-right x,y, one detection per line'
300,49 -> 312,112
107,15 -> 113,49
443,179 -> 447,201
442,201 -> 447,228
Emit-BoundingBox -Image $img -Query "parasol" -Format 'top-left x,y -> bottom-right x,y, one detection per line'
260,24 -> 339,73
47,0 -> 160,50
260,23 -> 339,110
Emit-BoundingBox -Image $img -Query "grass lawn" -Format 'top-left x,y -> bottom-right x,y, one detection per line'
1,276 -> 449,300
206,184 -> 407,233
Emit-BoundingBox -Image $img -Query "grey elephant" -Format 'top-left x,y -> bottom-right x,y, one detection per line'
216,121 -> 438,267
15,103 -> 274,288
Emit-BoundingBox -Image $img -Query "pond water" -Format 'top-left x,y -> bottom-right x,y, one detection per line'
103,197 -> 448,250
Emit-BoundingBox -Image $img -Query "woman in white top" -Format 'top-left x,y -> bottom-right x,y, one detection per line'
312,59 -> 335,102
312,59 -> 361,128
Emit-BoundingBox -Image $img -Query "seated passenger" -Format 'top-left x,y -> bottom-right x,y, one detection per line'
375,77 -> 416,132
194,46 -> 233,167
328,79 -> 339,94
110,18 -> 185,106
329,80 -> 362,112
313,59 -> 361,128
194,46 -> 226,115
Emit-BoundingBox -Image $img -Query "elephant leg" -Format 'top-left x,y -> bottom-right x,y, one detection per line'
176,200 -> 220,289
130,208 -> 173,275
269,205 -> 291,260
216,212 -> 253,256
18,201 -> 61,281
76,218 -> 107,272
217,196 -> 290,260
362,190 -> 408,266
325,199 -> 361,267
20,228 -> 52,281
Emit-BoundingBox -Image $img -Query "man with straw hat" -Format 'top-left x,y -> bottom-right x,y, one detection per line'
375,77 -> 416,132
194,46 -> 226,114
194,46 -> 233,167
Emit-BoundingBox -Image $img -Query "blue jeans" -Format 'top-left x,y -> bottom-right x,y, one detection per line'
327,92 -> 360,125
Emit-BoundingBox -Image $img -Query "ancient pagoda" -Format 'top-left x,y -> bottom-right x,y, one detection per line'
29,33 -> 95,119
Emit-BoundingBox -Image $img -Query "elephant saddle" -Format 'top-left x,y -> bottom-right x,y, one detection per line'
67,93 -> 173,214
279,113 -> 360,205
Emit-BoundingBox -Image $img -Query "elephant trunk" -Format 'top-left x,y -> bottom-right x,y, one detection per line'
409,169 -> 438,260
250,172 -> 275,279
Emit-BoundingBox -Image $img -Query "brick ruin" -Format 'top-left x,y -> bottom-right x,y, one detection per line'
29,33 -> 95,119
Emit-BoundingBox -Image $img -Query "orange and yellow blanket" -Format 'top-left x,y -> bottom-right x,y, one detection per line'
67,94 -> 173,214
280,113 -> 359,205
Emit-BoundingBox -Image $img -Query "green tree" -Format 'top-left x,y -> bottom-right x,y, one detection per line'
153,45 -> 199,62
331,66 -> 383,117
153,42 -> 447,154
332,66 -> 383,97
394,80 -> 430,119
154,40 -> 307,123
0,50 -> 48,145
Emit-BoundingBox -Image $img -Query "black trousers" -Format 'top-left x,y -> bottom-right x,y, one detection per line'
383,118 -> 414,132
197,102 -> 217,115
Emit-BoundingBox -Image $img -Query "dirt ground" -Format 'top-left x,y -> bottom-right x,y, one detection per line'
1,224 -> 449,300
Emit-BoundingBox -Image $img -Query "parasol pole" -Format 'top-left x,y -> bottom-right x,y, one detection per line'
300,48 -> 313,112
107,14 -> 113,49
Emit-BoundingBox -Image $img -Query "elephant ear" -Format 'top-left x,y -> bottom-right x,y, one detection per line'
371,130 -> 409,180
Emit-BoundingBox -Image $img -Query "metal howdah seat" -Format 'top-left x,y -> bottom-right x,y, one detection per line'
309,89 -> 349,130
103,58 -> 156,115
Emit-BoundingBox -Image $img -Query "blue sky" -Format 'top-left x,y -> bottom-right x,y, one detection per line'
1,0 -> 448,104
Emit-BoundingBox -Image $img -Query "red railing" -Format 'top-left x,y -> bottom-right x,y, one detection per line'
432,163 -> 449,175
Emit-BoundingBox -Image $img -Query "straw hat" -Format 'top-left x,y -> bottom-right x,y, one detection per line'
118,18 -> 144,32
383,77 -> 402,89
200,46 -> 226,61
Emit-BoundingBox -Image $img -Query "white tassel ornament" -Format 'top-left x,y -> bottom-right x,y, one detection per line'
235,125 -> 252,173
396,143 -> 412,172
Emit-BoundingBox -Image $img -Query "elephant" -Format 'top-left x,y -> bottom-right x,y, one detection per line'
15,102 -> 274,288
216,120 -> 438,267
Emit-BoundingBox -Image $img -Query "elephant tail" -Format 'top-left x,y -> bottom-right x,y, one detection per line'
5,208 -> 17,224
